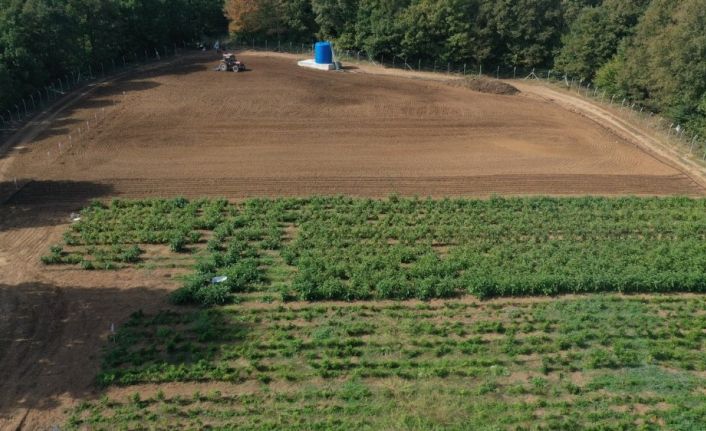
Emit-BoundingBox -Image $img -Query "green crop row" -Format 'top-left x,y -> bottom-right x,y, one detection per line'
43,196 -> 706,304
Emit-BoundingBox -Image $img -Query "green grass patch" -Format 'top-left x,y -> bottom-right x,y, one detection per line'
69,295 -> 706,429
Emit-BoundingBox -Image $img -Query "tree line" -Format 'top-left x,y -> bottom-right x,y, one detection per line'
0,0 -> 226,118
226,0 -> 706,138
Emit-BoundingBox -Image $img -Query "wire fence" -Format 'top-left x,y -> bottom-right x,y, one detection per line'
0,43 -> 187,142
227,38 -> 706,164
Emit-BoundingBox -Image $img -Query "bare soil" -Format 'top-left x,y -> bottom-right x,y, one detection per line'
1,50 -> 702,205
1,50 -> 705,430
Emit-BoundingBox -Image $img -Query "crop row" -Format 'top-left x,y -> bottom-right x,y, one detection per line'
43,196 -> 706,303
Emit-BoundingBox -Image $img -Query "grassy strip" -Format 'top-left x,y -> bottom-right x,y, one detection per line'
69,295 -> 706,429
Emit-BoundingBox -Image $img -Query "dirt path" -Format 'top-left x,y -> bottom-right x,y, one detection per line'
510,80 -> 706,190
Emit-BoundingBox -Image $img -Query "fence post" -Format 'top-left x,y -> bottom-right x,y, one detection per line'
419,59 -> 422,71
479,65 -> 482,76
447,62 -> 450,74
513,67 -> 516,79
464,63 -> 467,75
15,105 -> 20,121
433,61 -> 436,73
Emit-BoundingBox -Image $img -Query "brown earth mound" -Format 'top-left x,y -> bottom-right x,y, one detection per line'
453,76 -> 520,96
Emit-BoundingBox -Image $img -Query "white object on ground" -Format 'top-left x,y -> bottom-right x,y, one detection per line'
211,276 -> 228,284
297,59 -> 335,71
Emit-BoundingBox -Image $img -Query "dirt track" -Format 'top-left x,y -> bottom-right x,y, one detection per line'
1,51 -> 706,430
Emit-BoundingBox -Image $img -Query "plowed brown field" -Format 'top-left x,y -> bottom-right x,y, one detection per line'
1,51 -> 702,205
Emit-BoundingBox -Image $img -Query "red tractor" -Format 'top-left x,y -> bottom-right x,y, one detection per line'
217,53 -> 246,73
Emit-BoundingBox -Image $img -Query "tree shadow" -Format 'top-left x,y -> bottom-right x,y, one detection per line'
0,53 -> 214,156
0,180 -> 115,230
0,281 -> 173,429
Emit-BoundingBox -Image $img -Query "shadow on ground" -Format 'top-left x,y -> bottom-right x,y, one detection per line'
0,180 -> 115,230
0,52 -> 215,158
0,281 -> 173,429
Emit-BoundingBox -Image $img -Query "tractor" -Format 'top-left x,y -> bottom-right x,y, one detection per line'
217,53 -> 246,72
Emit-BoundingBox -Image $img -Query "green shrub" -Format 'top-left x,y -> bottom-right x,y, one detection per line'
169,233 -> 187,253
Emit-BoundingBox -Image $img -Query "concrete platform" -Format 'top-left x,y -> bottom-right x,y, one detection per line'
297,59 -> 335,71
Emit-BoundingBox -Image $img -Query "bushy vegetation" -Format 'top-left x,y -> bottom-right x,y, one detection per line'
226,0 -> 706,138
45,196 -> 706,305
42,197 -> 226,271
68,296 -> 706,429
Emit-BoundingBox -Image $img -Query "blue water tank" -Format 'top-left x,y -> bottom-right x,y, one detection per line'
314,41 -> 333,64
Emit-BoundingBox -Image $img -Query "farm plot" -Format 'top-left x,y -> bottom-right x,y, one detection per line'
45,196 -> 706,303
67,297 -> 706,430
36,195 -> 706,429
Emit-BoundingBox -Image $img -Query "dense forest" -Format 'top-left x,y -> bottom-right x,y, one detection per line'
0,0 -> 226,118
225,0 -> 706,138
1,0 -> 704,138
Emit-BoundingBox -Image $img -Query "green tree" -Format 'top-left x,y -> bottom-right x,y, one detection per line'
354,0 -> 407,58
396,0 -> 477,64
555,0 -> 649,80
597,0 -> 706,134
483,0 -> 563,67
311,0 -> 358,46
